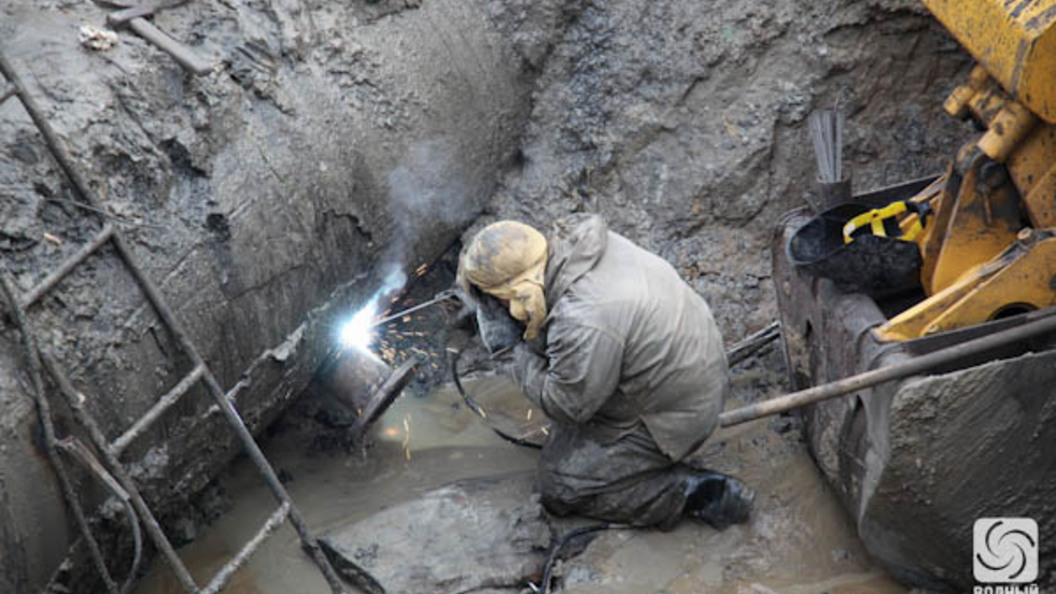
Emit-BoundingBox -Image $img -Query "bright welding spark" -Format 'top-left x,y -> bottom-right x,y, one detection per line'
337,266 -> 407,352
402,417 -> 412,462
338,299 -> 379,351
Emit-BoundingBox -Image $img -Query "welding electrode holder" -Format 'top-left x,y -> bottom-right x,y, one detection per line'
366,289 -> 462,329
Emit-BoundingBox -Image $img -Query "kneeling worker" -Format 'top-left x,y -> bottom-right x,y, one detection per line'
457,214 -> 755,529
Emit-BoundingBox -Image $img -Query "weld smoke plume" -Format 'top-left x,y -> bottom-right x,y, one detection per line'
342,137 -> 475,350
380,136 -> 473,289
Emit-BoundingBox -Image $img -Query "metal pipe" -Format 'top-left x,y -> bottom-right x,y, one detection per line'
104,1 -> 213,75
347,358 -> 418,442
1,49 -> 346,594
719,311 -> 1056,427
125,18 -> 213,75
726,321 -> 780,367
107,229 -> 349,592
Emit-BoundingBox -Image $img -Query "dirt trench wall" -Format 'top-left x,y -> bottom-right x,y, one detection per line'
0,1 -> 554,591
480,0 -> 974,342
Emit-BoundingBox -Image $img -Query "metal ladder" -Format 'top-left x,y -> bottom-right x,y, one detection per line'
0,50 -> 347,594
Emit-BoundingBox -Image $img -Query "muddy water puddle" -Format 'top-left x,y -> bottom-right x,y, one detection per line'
134,377 -> 904,594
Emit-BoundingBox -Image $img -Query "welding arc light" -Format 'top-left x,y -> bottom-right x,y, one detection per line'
339,302 -> 377,351
339,267 -> 407,352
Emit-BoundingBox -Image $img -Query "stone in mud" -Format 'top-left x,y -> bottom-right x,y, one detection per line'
320,472 -> 551,594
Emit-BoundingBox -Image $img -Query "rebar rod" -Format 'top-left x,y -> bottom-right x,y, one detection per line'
719,310 -> 1056,427
199,503 -> 290,594
21,224 -> 114,308
110,363 -> 205,456
57,437 -> 144,594
124,18 -> 213,75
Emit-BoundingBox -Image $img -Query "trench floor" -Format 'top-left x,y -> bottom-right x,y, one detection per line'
132,377 -> 905,594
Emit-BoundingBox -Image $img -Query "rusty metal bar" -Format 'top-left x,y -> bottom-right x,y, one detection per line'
194,367 -> 348,593
107,3 -> 159,23
0,52 -> 101,221
719,308 -> 1056,427
110,363 -> 205,457
0,274 -> 121,594
199,503 -> 291,594
57,437 -> 144,594
58,437 -> 131,504
123,18 -> 213,75
726,321 -> 780,367
0,84 -> 14,104
21,224 -> 114,308
39,351 -> 201,594
104,0 -> 213,75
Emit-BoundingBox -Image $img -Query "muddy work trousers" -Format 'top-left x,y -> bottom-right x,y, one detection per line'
537,423 -> 694,528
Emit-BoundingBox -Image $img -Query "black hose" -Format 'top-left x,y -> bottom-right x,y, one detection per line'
55,437 -> 143,593
450,347 -> 543,450
539,523 -> 616,594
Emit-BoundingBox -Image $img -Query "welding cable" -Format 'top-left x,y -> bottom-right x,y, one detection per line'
450,347 -> 543,450
452,322 -> 780,435
535,523 -> 634,594
57,437 -> 143,594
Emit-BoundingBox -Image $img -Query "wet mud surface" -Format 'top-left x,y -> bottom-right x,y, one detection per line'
133,375 -> 905,594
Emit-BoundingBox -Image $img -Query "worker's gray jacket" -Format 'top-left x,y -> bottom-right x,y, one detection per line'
515,214 -> 728,461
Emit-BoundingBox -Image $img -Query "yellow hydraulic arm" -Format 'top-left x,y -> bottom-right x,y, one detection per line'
872,0 -> 1056,341
922,0 -> 1056,127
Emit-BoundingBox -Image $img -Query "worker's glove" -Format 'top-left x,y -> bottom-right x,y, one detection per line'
473,291 -> 525,355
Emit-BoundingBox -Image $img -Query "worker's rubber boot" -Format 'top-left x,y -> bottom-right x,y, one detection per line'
682,471 -> 756,530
